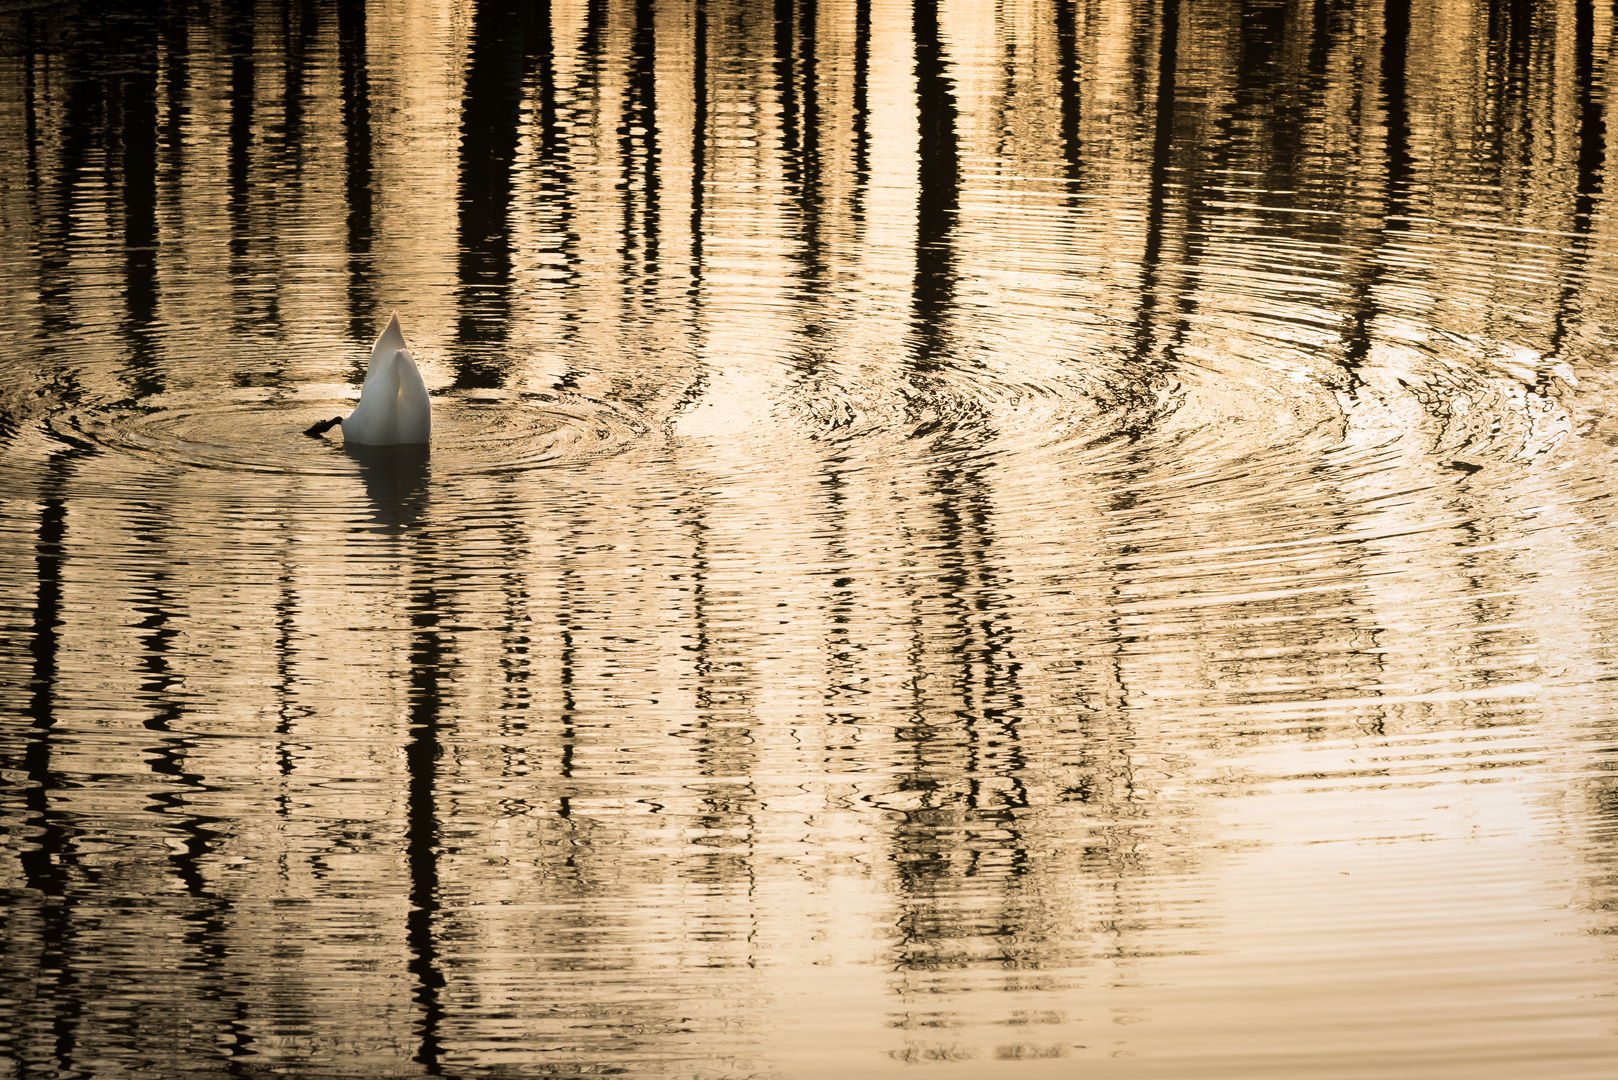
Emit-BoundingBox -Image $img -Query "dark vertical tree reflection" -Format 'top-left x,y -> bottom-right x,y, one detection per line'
407,582 -> 448,1074
456,0 -> 533,387
3,0 -> 1618,1075
1133,0 -> 1184,373
1340,0 -> 1413,384
909,0 -> 958,375
340,0 -> 376,339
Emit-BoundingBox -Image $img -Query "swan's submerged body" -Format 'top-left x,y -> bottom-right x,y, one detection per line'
306,313 -> 431,445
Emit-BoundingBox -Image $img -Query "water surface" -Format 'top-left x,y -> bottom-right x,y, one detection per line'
3,1 -> 1618,1077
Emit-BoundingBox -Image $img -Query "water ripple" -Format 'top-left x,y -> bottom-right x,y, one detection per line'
36,388 -> 653,475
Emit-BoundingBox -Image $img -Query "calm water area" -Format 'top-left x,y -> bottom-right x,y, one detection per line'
5,0 -> 1618,1076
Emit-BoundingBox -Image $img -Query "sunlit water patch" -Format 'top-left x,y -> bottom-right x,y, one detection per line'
5,1 -> 1618,1078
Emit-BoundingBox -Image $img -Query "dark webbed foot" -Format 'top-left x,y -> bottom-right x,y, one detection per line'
304,416 -> 343,437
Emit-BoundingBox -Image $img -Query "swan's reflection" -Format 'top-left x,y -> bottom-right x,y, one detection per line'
345,442 -> 430,532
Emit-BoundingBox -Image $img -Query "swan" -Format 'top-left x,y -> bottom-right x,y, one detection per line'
304,313 -> 431,444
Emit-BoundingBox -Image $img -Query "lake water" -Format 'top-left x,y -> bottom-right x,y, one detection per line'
3,0 -> 1618,1077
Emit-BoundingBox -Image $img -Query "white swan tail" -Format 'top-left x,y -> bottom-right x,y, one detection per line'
340,313 -> 431,446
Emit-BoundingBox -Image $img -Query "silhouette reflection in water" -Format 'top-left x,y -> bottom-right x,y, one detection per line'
345,441 -> 430,532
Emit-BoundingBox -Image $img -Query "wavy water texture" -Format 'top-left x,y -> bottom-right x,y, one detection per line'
3,2 -> 1618,1080
40,389 -> 652,473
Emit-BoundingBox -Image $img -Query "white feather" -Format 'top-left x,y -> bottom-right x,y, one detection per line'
341,313 -> 431,446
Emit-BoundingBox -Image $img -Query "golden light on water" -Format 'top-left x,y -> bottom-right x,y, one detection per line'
3,1 -> 1618,1077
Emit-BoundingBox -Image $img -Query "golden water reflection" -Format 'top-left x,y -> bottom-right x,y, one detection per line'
3,0 -> 1618,1077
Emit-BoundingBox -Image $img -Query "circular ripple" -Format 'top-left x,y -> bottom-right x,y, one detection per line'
41,389 -> 653,475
